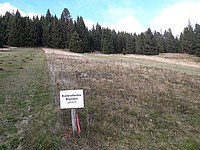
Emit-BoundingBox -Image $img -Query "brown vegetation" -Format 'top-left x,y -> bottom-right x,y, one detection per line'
45,48 -> 200,149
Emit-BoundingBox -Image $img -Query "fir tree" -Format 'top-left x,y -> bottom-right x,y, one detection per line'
194,24 -> 200,57
125,33 -> 135,54
51,16 -> 63,48
8,10 -> 25,46
0,17 -> 3,47
181,21 -> 195,54
164,29 -> 176,53
1,12 -> 13,45
60,8 -> 72,48
101,28 -> 114,54
154,31 -> 165,53
61,8 -> 71,23
42,9 -> 53,47
76,16 -> 90,52
143,28 -> 158,55
136,33 -> 145,54
112,30 -> 121,53
34,16 -> 43,46
90,23 -> 102,51
66,19 -> 74,48
69,31 -> 83,53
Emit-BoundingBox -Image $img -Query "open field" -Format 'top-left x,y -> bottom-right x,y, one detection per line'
44,48 -> 200,149
0,48 -> 200,149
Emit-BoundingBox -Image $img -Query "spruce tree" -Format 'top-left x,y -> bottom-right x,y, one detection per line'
136,33 -> 145,54
61,8 -> 71,23
66,19 -> 74,48
181,21 -> 195,54
0,17 -> 3,47
154,31 -> 165,53
1,12 -> 13,45
101,28 -> 114,54
60,8 -> 72,48
8,10 -> 25,46
34,16 -> 43,46
51,16 -> 62,48
76,16 -> 90,52
91,23 -> 102,51
125,33 -> 135,54
143,28 -> 158,55
164,29 -> 176,53
69,31 -> 83,53
194,24 -> 200,57
117,32 -> 126,53
42,9 -> 53,47
112,30 -> 121,53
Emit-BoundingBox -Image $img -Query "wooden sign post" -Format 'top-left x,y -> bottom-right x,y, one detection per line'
60,89 -> 84,134
71,108 -> 77,133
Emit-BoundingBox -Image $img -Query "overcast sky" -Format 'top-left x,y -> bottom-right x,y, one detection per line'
0,0 -> 200,36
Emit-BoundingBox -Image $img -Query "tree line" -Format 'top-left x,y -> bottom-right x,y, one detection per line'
0,8 -> 200,56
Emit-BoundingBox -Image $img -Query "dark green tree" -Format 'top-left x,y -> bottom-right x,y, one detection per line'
42,9 -> 53,47
1,12 -> 13,45
90,23 -> 102,51
75,16 -> 90,52
194,23 -> 200,57
180,21 -> 195,54
51,16 -> 62,48
66,19 -> 75,48
0,16 -> 3,47
164,28 -> 176,53
59,8 -> 72,48
112,30 -> 121,53
61,8 -> 71,23
33,16 -> 43,46
125,33 -> 135,54
101,28 -> 114,54
69,31 -> 83,53
143,28 -> 158,55
154,31 -> 165,53
136,33 -> 145,54
117,32 -> 126,53
8,10 -> 26,46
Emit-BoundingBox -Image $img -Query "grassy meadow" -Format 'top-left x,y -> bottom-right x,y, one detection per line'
0,48 -> 62,149
0,48 -> 200,149
46,49 -> 200,149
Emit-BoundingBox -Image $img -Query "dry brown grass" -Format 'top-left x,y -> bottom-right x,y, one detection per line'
45,49 -> 200,149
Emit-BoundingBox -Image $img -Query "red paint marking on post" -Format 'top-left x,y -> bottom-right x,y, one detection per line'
76,114 -> 81,134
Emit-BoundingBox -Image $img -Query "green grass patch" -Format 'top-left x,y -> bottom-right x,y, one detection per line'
0,48 -> 62,149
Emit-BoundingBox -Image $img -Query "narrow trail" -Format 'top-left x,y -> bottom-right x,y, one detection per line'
43,48 -> 200,76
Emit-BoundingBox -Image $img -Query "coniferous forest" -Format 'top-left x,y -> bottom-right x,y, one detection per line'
0,8 -> 200,57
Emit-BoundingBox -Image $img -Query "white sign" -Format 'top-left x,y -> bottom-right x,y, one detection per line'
60,89 -> 84,109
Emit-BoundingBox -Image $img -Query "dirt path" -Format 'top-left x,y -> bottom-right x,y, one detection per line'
123,54 -> 200,69
43,48 -> 83,57
43,48 -> 200,69
0,47 -> 17,51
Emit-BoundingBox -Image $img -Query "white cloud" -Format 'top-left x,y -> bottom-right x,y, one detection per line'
85,15 -> 143,34
150,0 -> 200,36
102,6 -> 143,34
104,6 -> 135,22
84,18 -> 95,29
0,2 -> 41,18
101,15 -> 143,34
84,6 -> 143,34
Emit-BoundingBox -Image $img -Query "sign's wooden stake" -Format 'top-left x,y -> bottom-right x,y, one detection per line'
71,108 -> 77,134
